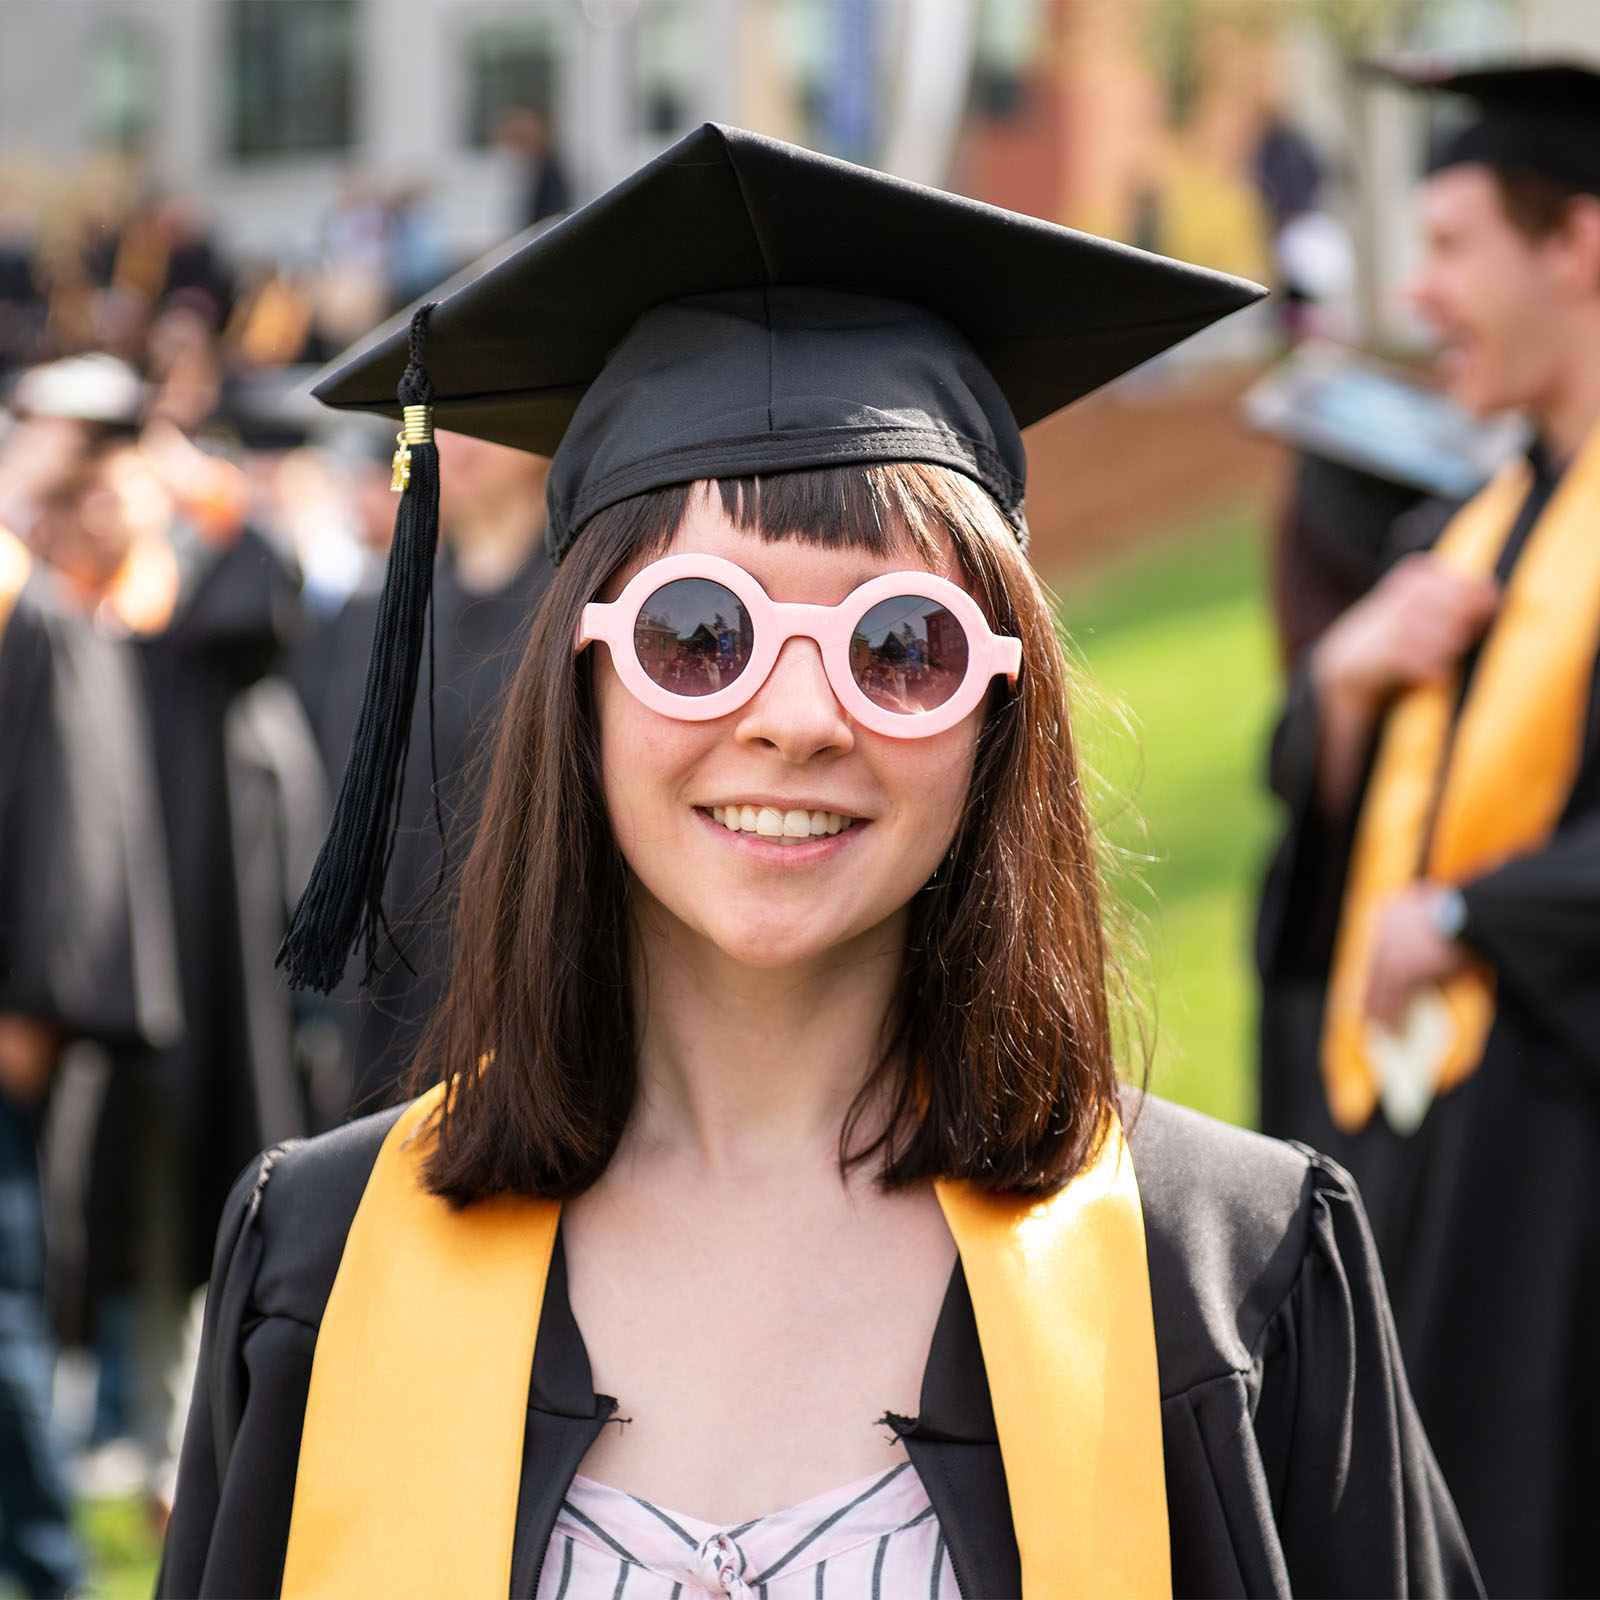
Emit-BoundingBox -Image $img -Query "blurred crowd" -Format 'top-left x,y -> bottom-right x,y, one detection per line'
0,173 -> 555,1596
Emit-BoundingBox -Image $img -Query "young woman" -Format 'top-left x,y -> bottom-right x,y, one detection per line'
159,126 -> 1478,1599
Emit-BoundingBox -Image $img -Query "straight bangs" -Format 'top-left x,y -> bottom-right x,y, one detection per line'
711,470 -> 945,566
414,461 -> 1120,1204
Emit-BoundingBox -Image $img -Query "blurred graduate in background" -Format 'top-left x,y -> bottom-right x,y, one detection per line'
1257,62 -> 1600,1596
2,336 -> 327,1517
0,356 -> 181,1596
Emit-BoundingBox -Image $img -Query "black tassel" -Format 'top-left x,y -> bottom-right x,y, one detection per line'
278,304 -> 441,993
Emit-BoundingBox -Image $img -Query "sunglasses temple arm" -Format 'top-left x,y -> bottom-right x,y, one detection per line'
998,636 -> 1023,683
575,601 -> 608,651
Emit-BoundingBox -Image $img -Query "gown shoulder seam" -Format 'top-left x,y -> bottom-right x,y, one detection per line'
1160,1362 -> 1249,1401
1242,1150 -> 1355,1370
246,1142 -> 296,1218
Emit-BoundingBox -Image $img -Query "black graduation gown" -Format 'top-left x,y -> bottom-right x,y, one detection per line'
0,565 -> 180,1047
293,549 -> 553,1113
1256,457 -> 1600,1597
157,1092 -> 1478,1599
131,525 -> 316,1290
1270,451 -> 1431,667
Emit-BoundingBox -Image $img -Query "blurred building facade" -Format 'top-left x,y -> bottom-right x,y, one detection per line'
0,0 -> 996,267
2,0 -> 1599,343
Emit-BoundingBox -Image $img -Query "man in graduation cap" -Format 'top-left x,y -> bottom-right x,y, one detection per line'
1257,61 -> 1600,1596
160,126 -> 1477,1600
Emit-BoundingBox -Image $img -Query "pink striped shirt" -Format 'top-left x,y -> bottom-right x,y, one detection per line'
537,1460 -> 959,1597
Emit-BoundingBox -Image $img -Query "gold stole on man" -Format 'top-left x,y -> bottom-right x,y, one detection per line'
280,1086 -> 1171,1599
1321,422 -> 1600,1133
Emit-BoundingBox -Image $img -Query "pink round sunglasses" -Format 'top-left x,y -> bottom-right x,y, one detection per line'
575,553 -> 1023,739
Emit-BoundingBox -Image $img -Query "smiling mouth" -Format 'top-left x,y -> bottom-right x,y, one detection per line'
703,805 -> 859,843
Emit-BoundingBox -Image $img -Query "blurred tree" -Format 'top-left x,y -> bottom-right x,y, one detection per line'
1305,0 -> 1413,342
1136,1 -> 1278,279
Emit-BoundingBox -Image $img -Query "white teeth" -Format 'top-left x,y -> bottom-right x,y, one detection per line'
709,807 -> 855,841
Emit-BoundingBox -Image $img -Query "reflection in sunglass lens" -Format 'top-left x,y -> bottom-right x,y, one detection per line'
633,578 -> 754,698
850,596 -> 970,714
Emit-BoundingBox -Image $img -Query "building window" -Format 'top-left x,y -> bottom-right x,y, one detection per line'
970,0 -> 1042,123
91,23 -> 158,153
632,3 -> 695,138
465,20 -> 561,147
773,0 -> 832,147
228,0 -> 357,160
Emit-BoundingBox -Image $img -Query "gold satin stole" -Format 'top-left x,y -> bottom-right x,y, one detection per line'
281,1086 -> 1170,1599
0,526 -> 30,638
1321,422 -> 1600,1132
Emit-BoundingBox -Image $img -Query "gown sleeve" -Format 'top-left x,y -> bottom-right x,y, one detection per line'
155,1151 -> 299,1600
0,582 -> 181,1045
1134,1097 -> 1481,1598
1256,663 -> 1365,988
158,1107 -> 403,1598
1456,657 -> 1600,1078
1243,1156 -> 1478,1596
1255,665 -> 1315,978
1459,812 -> 1600,1074
0,591 -> 53,994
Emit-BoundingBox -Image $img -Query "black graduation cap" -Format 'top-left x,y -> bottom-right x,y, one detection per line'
282,121 -> 1264,993
215,366 -> 328,452
1370,59 -> 1600,195
314,122 -> 1263,558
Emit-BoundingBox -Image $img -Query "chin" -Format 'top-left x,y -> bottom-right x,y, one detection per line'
1441,348 -> 1519,419
1455,378 -> 1510,418
691,891 -> 906,972
699,915 -> 856,971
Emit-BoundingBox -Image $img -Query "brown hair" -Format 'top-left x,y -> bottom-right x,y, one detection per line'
1491,166 -> 1593,242
412,461 -> 1120,1203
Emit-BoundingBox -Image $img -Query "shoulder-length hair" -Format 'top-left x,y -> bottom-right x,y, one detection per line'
413,461 -> 1119,1203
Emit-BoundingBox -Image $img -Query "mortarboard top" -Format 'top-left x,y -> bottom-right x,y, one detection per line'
1241,342 -> 1521,500
1369,58 -> 1600,196
313,121 -> 1264,560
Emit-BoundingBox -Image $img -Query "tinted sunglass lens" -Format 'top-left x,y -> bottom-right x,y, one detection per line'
633,578 -> 754,697
850,596 -> 970,714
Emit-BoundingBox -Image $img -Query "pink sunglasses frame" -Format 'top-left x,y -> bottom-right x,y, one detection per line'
575,553 -> 1023,739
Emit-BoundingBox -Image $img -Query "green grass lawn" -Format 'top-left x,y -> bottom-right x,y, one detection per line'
1049,497 -> 1281,1128
77,1497 -> 162,1600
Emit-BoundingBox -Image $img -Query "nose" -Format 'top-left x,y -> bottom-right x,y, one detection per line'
734,636 -> 854,761
1404,249 -> 1445,325
1403,264 -> 1432,319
